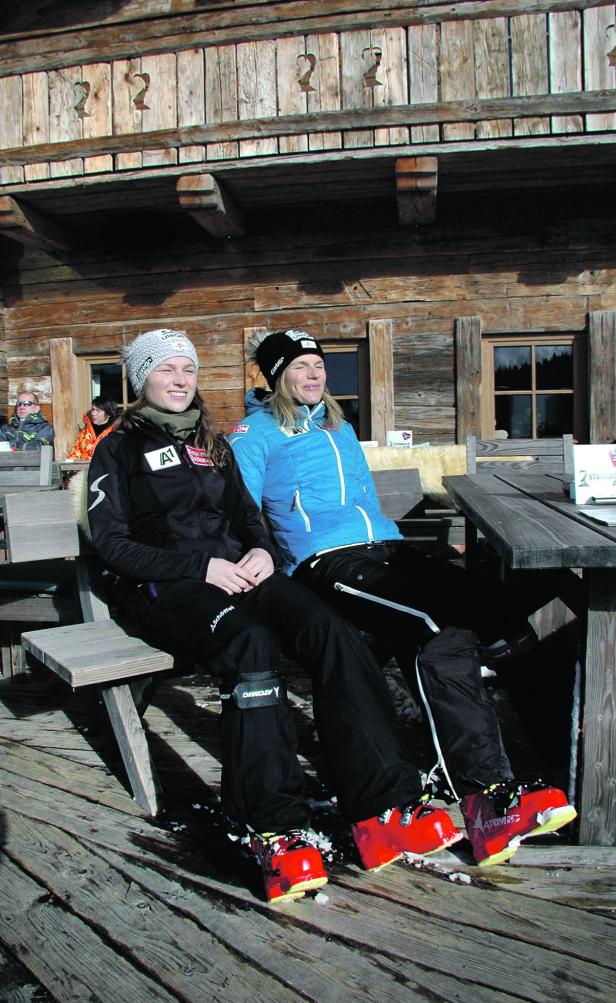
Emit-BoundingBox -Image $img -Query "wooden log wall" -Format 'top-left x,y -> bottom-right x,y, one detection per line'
2,206 -> 616,443
0,4 -> 615,183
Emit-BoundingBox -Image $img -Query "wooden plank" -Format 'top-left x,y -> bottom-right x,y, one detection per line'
47,66 -> 83,178
371,468 -> 424,519
474,17 -> 512,139
368,318 -> 393,446
306,32 -> 342,151
340,28 -> 374,148
237,39 -> 278,157
455,315 -> 482,441
22,71 -> 50,182
511,14 -> 550,136
371,27 -> 408,146
49,335 -> 77,462
276,35 -> 309,154
21,620 -> 176,687
3,90 -> 616,167
0,75 -> 24,184
111,57 -> 142,170
101,683 -> 161,816
588,310 -> 616,443
4,491 -> 80,563
549,10 -> 583,134
408,23 -> 439,143
579,569 -> 616,845
440,19 -> 475,141
177,47 -> 206,164
584,4 -> 616,132
205,43 -> 239,161
0,854 -> 179,1003
141,51 -> 178,167
81,61 -> 113,174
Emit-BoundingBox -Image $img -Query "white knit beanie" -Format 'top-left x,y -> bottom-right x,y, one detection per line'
124,329 -> 199,395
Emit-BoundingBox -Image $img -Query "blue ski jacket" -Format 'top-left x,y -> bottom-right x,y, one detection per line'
229,389 -> 401,574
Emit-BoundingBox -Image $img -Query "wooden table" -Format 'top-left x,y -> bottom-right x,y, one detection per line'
444,469 -> 616,846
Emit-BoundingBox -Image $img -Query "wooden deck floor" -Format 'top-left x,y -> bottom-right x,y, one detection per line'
1,667 -> 615,1003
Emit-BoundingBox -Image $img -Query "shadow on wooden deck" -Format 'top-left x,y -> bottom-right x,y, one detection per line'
0,667 -> 614,1003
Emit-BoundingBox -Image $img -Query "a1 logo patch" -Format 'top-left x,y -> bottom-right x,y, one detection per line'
144,445 -> 181,471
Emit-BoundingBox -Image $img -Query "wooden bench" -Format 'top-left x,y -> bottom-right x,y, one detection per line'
466,434 -> 574,477
10,468 -> 457,815
371,467 -> 465,548
6,491 -> 181,816
0,444 -> 61,496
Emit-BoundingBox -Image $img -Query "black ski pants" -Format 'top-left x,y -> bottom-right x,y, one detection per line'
293,543 -> 530,797
138,572 -> 422,832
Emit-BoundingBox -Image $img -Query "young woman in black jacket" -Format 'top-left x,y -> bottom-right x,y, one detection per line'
87,328 -> 461,902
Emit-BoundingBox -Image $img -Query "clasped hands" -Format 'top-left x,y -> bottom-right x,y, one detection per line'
206,547 -> 274,595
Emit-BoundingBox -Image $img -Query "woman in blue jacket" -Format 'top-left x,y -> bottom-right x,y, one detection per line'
88,327 -> 461,903
230,329 -> 576,867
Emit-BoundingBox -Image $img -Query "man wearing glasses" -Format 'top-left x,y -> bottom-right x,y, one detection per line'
0,392 -> 55,451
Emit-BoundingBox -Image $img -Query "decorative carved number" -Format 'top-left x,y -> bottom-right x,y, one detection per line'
362,47 -> 383,89
297,53 -> 317,93
132,72 -> 151,111
74,80 -> 91,119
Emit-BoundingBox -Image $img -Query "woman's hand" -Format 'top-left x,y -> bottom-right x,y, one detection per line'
236,547 -> 275,585
206,557 -> 259,595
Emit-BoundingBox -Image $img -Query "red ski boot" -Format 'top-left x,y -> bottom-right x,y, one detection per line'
462,781 -> 577,867
243,830 -> 328,902
352,800 -> 463,872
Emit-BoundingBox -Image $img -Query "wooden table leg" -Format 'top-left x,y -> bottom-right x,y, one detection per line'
578,569 -> 616,844
101,682 -> 162,816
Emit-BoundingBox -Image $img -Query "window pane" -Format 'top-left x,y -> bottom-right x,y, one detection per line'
338,399 -> 359,436
495,395 -> 532,437
536,344 -> 572,390
324,351 -> 358,397
90,363 -> 123,405
536,394 -> 573,436
494,346 -> 531,390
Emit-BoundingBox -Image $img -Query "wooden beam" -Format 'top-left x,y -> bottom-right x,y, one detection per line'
0,196 -> 72,253
176,174 -> 245,238
588,310 -> 616,443
455,315 -> 483,442
395,156 -> 437,225
368,319 -> 394,447
49,337 -> 77,461
2,90 -> 616,169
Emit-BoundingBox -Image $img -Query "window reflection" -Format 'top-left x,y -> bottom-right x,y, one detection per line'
536,344 -> 572,390
495,395 -> 532,437
494,346 -> 531,390
537,395 -> 573,436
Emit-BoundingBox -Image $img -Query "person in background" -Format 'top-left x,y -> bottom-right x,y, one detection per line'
230,328 -> 577,868
87,327 -> 461,904
0,391 -> 55,450
66,396 -> 118,461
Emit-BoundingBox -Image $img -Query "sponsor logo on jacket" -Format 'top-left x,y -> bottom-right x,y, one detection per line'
144,445 -> 181,471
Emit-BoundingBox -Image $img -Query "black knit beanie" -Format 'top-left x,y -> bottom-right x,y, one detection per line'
255,330 -> 325,389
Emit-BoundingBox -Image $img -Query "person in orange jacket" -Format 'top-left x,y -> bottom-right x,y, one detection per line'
66,396 -> 118,461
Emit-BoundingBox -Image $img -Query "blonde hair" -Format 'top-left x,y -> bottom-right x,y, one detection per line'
119,389 -> 230,467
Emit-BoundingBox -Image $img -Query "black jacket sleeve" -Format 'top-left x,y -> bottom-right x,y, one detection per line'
88,433 -> 210,583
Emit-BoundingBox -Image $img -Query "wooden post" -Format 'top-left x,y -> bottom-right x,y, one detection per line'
588,311 -> 616,443
368,319 -> 394,447
49,337 -> 77,461
455,316 -> 483,442
177,174 -> 245,237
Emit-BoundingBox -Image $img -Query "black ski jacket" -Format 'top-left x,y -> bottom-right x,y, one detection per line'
87,422 -> 277,586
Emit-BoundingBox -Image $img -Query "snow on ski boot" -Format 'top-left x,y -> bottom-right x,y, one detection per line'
242,829 -> 328,902
462,780 -> 577,867
352,799 -> 463,872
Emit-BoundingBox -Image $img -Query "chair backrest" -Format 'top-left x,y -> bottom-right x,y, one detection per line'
0,444 -> 59,487
466,434 -> 574,476
372,467 -> 425,519
4,490 -> 83,563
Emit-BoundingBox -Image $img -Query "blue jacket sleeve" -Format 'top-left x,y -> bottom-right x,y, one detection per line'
228,422 -> 268,509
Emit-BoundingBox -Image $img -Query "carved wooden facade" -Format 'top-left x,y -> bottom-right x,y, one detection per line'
0,1 -> 615,454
